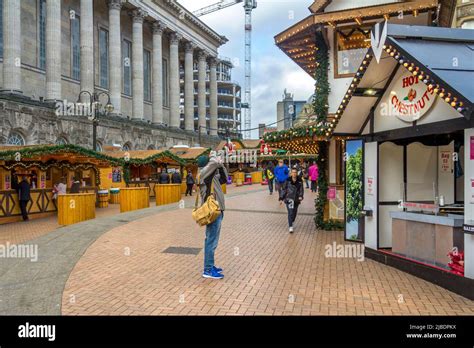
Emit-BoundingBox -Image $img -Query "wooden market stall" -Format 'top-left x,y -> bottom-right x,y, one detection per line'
168,146 -> 210,194
0,144 -> 121,224
103,149 -> 187,203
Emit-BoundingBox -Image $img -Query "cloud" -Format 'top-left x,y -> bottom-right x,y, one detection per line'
179,0 -> 315,137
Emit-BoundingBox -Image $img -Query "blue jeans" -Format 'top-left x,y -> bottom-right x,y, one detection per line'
204,212 -> 223,272
286,200 -> 299,227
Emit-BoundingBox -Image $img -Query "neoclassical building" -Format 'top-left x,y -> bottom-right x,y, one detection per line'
0,0 -> 228,150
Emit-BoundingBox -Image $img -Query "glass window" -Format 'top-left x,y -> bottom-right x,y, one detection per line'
99,28 -> 109,88
122,143 -> 131,151
39,0 -> 47,69
144,49 -> 151,101
55,137 -> 68,145
122,40 -> 132,95
334,27 -> 371,77
7,133 -> 25,146
162,58 -> 168,107
71,14 -> 81,80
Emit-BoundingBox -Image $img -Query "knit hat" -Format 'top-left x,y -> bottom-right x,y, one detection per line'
197,155 -> 209,168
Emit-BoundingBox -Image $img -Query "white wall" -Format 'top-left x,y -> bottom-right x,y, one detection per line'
464,128 -> 474,279
364,141 -> 378,249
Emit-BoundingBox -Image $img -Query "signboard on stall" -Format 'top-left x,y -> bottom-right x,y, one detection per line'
471,178 -> 474,204
388,71 -> 436,123
440,151 -> 452,173
327,186 -> 336,201
367,176 -> 374,196
5,174 -> 10,190
470,136 -> 474,160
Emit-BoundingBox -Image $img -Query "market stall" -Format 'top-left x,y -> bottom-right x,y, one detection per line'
0,144 -> 120,224
332,24 -> 474,298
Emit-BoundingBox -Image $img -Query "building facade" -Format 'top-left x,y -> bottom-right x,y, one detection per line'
0,0 -> 228,150
453,0 -> 474,28
179,57 -> 241,138
276,89 -> 307,131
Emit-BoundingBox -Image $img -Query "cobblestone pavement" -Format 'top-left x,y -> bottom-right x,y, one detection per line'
60,187 -> 474,316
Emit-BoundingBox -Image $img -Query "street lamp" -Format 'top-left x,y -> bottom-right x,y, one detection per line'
77,91 -> 114,151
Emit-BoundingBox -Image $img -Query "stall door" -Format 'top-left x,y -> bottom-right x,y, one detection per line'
345,139 -> 364,242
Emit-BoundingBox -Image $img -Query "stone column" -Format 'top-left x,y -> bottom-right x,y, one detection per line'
131,9 -> 147,120
1,0 -> 22,94
45,0 -> 62,101
197,51 -> 207,134
152,21 -> 165,125
184,42 -> 195,131
108,0 -> 122,115
209,57 -> 218,136
169,32 -> 181,128
80,0 -> 94,100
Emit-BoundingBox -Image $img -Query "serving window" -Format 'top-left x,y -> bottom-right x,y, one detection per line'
334,26 -> 371,78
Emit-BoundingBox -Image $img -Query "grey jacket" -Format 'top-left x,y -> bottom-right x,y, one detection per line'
199,156 -> 228,211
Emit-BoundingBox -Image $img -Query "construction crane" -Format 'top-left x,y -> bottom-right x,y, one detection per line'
193,0 -> 257,139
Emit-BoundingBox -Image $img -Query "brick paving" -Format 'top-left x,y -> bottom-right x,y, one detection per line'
61,187 -> 474,316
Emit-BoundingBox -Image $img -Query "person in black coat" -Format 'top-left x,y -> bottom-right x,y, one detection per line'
159,171 -> 170,184
185,171 -> 195,196
279,168 -> 304,233
171,170 -> 182,184
18,176 -> 31,221
70,177 -> 81,194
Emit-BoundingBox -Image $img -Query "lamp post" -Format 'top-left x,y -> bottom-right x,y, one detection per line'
77,91 -> 114,151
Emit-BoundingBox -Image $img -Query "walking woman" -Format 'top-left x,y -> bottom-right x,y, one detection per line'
279,168 -> 304,233
185,170 -> 195,196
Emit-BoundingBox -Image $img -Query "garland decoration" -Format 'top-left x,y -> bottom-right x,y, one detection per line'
314,141 -> 344,231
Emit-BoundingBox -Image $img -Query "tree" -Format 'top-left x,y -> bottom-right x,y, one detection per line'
346,147 -> 363,222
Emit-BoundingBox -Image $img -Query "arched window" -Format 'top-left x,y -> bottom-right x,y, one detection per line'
147,144 -> 155,150
7,132 -> 25,146
55,137 -> 68,145
122,143 -> 131,151
96,141 -> 103,152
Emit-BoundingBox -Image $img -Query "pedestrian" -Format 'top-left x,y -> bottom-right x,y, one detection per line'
185,170 -> 195,196
70,177 -> 81,193
302,163 -> 310,189
159,170 -> 170,184
57,178 -> 67,195
279,168 -> 304,233
274,159 -> 289,195
18,176 -> 31,221
265,161 -> 275,195
171,170 -> 182,184
198,153 -> 228,280
308,161 -> 319,193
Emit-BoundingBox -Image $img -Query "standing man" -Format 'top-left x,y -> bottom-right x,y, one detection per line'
279,168 -> 304,233
159,170 -> 170,184
18,176 -> 31,221
185,170 -> 195,196
171,169 -> 182,184
274,159 -> 289,196
308,161 -> 319,193
265,161 -> 275,195
198,153 -> 228,280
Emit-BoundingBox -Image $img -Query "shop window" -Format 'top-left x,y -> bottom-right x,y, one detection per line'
334,26 -> 371,78
7,133 -> 25,146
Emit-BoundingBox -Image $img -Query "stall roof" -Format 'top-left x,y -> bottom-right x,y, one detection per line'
215,139 -> 261,151
332,24 -> 474,136
168,147 -> 210,161
0,144 -> 123,166
274,0 -> 443,76
103,149 -> 186,166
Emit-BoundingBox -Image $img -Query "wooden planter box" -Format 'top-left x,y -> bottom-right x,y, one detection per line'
58,193 -> 96,225
155,184 -> 182,206
119,187 -> 150,213
251,171 -> 263,184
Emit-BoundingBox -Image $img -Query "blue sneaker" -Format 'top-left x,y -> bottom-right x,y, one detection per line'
212,266 -> 223,273
202,268 -> 224,279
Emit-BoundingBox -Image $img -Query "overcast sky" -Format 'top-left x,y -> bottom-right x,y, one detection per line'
178,0 -> 315,138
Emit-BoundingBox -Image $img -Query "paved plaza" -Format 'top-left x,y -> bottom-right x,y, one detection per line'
0,185 -> 473,316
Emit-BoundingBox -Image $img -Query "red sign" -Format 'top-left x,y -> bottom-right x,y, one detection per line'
327,186 -> 336,200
